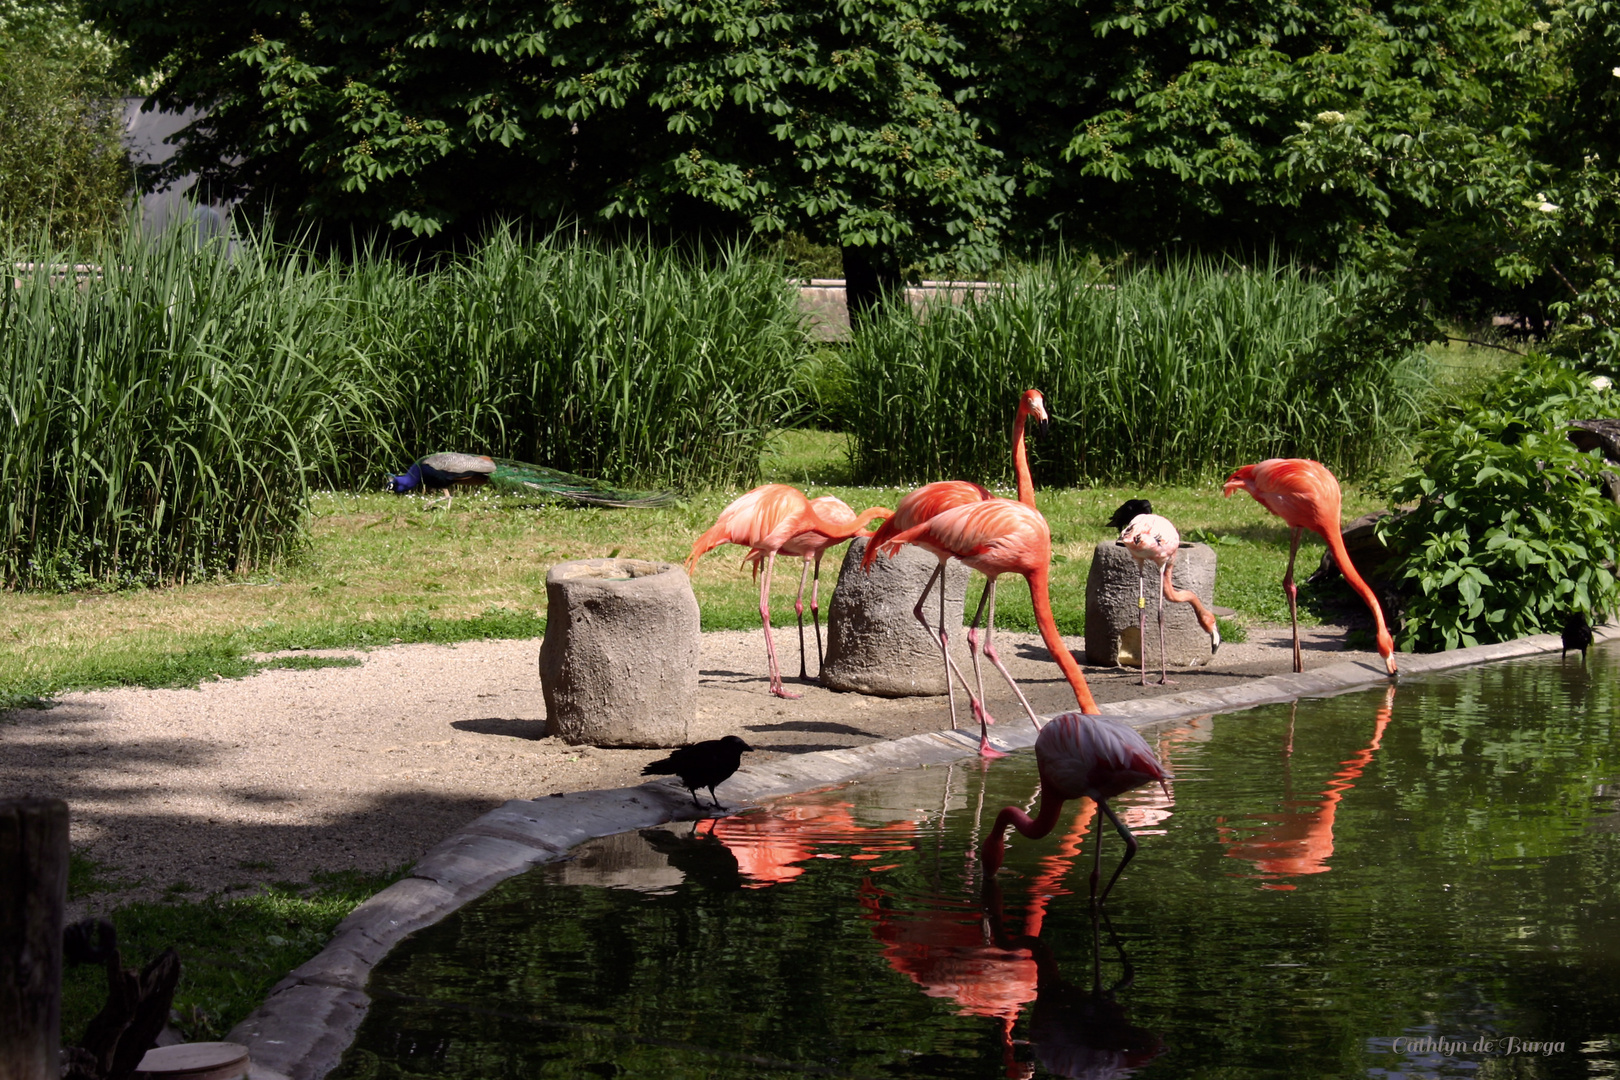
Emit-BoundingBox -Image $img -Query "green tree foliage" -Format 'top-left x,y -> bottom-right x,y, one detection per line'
1380,358 -> 1620,652
1280,0 -> 1620,363
959,0 -> 1535,251
0,0 -> 130,244
92,0 -> 1010,275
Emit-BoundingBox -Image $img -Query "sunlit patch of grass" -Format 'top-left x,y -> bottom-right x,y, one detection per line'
1,458 -> 1385,703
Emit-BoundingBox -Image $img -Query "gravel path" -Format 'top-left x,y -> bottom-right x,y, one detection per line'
0,626 -> 1379,916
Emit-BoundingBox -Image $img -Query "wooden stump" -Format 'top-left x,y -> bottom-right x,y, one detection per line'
1,797 -> 68,1080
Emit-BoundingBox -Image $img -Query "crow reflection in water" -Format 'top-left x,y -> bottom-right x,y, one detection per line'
639,821 -> 742,890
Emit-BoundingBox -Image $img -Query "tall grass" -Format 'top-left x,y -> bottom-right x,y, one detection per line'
1,226 -> 810,586
844,258 -> 1431,486
0,227 -> 359,587
338,232 -> 809,489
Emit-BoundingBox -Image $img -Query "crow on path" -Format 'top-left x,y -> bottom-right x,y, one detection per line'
642,736 -> 755,810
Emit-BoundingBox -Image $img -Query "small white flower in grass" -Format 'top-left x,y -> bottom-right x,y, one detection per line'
1532,20 -> 1551,31
1613,66 -> 1620,77
1592,376 -> 1613,392
1314,110 -> 1346,125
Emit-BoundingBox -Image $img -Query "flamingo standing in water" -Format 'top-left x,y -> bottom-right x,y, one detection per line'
982,711 -> 1170,904
1117,513 -> 1221,685
862,389 -> 1050,734
1224,459 -> 1398,676
687,484 -> 886,697
872,496 -> 1098,755
778,495 -> 893,681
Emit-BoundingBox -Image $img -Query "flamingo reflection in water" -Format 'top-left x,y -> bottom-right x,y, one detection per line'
1217,683 -> 1396,888
854,765 -> 1169,1078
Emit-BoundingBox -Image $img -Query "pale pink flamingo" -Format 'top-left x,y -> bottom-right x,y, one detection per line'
775,495 -> 892,681
1224,458 -> 1397,675
982,711 -> 1170,904
1117,513 -> 1221,685
872,497 -> 1099,756
688,484 -> 883,698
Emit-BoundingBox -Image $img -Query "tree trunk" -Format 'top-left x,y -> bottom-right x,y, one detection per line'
1,798 -> 69,1080
840,245 -> 904,330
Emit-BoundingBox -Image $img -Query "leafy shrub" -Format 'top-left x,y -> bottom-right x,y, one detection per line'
1380,358 -> 1620,651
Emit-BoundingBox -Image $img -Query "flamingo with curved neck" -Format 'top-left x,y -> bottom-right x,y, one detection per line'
776,496 -> 892,680
873,495 -> 1097,756
1224,459 -> 1397,676
1118,512 -> 1221,685
689,484 -> 880,697
861,390 -> 1051,734
982,711 -> 1170,904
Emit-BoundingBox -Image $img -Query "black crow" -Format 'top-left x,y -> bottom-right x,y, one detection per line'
1107,499 -> 1153,530
1563,610 -> 1593,665
642,735 -> 755,809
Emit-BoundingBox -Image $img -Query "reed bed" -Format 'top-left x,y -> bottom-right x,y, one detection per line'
1,227 -> 809,587
339,232 -> 809,490
843,258 -> 1430,486
0,230 -> 359,587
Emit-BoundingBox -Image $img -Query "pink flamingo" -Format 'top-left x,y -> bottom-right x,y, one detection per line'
861,389 -> 1050,734
777,495 -> 893,681
687,484 -> 885,698
871,496 -> 1099,756
982,712 -> 1170,904
1224,459 -> 1397,675
1117,513 -> 1221,686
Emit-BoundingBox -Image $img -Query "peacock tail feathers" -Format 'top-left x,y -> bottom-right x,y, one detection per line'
388,452 -> 674,508
488,458 -> 676,508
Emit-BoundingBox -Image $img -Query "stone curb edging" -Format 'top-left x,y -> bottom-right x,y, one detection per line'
228,625 -> 1616,1079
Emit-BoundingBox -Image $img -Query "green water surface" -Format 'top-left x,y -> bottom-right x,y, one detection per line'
333,647 -> 1620,1079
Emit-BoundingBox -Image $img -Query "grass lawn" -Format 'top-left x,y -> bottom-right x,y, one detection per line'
0,430 -> 1385,707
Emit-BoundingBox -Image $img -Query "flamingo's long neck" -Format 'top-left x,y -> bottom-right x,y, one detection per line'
1013,403 -> 1035,507
1319,524 -> 1397,673
982,794 -> 1069,872
1028,564 -> 1099,713
852,506 -> 891,534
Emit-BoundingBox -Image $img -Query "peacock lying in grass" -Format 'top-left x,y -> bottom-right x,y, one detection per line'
388,453 -> 675,508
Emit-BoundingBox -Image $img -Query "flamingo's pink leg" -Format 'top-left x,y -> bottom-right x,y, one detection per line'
912,560 -> 982,730
1283,526 -> 1303,674
964,581 -> 1005,757
1136,559 -> 1149,686
793,557 -> 812,681
1156,562 -> 1175,685
760,553 -> 801,699
977,578 -> 1044,731
810,550 -> 826,677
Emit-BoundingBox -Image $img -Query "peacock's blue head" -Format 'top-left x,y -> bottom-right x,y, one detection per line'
389,464 -> 423,494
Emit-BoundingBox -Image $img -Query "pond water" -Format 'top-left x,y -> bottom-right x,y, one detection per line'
332,647 -> 1620,1079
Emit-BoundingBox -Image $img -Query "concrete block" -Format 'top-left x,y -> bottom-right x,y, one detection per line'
1085,541 -> 1217,668
821,536 -> 970,696
539,558 -> 700,747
